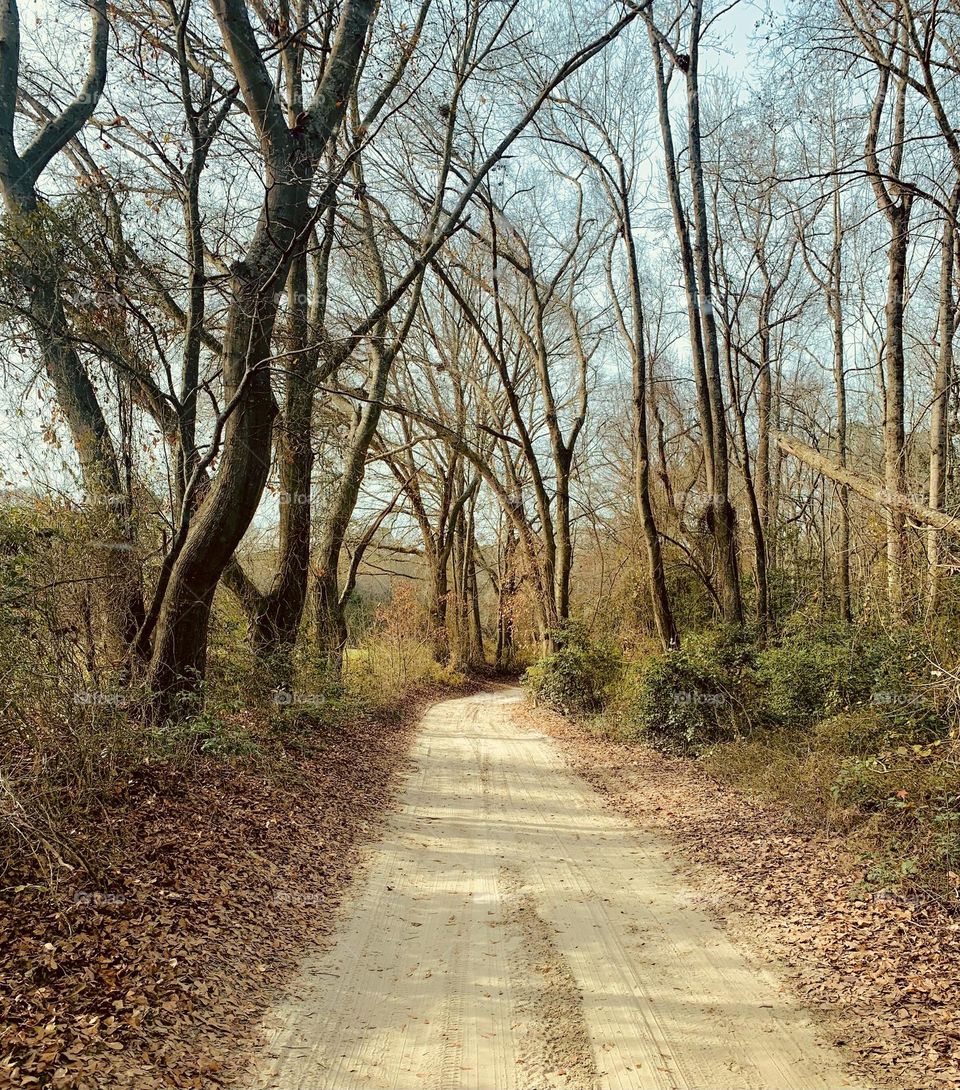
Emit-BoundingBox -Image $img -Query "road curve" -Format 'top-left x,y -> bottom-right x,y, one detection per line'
241,688 -> 861,1090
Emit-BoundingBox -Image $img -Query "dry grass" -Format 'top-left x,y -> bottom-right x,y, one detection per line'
694,731 -> 960,903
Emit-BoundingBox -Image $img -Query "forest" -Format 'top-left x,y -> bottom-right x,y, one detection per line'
3,0 -> 960,1085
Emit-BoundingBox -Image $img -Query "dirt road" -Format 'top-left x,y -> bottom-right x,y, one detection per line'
242,689 -> 862,1090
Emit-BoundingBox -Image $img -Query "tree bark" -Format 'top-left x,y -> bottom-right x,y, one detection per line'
245,254 -> 316,673
682,0 -> 743,625
645,7 -> 741,623
0,0 -> 147,665
863,48 -> 913,620
146,0 -> 376,714
828,185 -> 852,623
926,187 -> 958,618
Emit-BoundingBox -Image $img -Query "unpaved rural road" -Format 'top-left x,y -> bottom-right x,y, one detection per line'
243,689 -> 861,1090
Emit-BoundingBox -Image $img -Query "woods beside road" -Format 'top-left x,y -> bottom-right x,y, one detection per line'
6,687 -> 958,1089
5,0 -> 960,1084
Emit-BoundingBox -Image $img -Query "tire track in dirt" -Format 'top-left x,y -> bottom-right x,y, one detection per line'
500,864 -> 600,1090
238,689 -> 866,1090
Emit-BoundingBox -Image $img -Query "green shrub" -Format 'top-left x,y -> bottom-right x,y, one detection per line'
754,617 -> 947,737
755,613 -> 878,729
607,629 -> 759,754
757,641 -> 863,729
585,610 -> 960,896
832,740 -> 956,810
524,623 -> 621,715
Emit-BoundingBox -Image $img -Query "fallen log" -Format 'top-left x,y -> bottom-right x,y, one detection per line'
774,431 -> 960,542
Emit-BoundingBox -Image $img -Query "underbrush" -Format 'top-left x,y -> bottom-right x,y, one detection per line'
2,637 -> 463,886
701,730 -> 960,902
523,621 -> 621,714
526,612 -> 960,901
0,506 -> 473,1086
0,508 -> 467,886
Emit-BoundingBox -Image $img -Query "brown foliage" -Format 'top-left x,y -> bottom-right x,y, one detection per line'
521,703 -> 960,1089
0,700 -> 427,1089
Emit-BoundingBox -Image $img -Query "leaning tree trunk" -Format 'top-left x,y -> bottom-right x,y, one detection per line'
312,337 -> 394,672
146,0 -> 375,714
0,0 -> 147,666
776,432 -> 960,542
28,267 -> 148,664
146,256 -> 287,711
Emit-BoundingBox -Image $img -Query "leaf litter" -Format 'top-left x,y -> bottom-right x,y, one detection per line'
0,697 -> 435,1089
515,703 -> 960,1090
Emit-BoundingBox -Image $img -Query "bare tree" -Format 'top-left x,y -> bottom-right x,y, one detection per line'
0,0 -> 148,661
642,0 -> 744,624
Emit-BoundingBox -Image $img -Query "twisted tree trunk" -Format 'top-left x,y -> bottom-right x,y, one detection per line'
145,0 -> 376,715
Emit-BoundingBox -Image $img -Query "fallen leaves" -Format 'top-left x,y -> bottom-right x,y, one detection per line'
0,697 -> 432,1089
519,703 -> 960,1090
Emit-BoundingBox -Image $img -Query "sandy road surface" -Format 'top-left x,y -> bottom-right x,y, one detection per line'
242,689 -> 863,1090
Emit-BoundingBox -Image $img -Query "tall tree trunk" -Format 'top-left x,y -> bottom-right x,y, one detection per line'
312,333 -> 400,672
863,50 -> 913,622
554,453 -> 574,624
646,9 -> 741,623
28,266 -> 148,663
882,202 -> 911,620
647,32 -> 715,492
926,187 -> 958,618
146,256 -> 287,709
721,330 -> 768,637
465,505 -> 485,666
828,187 -> 852,622
246,255 -> 316,673
428,554 -> 451,663
613,149 -> 679,650
448,471 -> 485,668
495,522 -> 518,668
314,568 -> 349,671
683,0 -> 743,625
754,270 -> 773,632
634,355 -> 680,650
